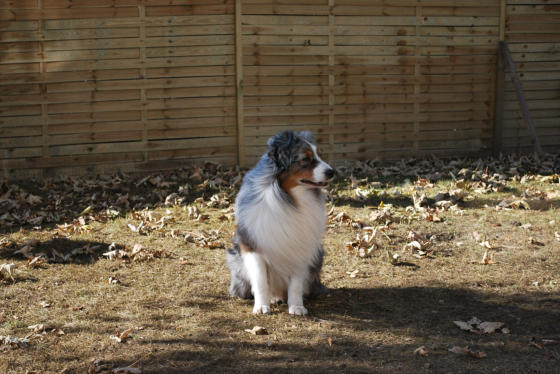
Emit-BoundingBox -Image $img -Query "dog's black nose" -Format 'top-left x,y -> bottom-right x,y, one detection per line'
325,168 -> 335,180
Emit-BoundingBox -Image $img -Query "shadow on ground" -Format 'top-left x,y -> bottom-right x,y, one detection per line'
0,237 -> 113,264
104,286 -> 560,374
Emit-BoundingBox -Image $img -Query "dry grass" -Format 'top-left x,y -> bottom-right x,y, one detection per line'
1,156 -> 560,374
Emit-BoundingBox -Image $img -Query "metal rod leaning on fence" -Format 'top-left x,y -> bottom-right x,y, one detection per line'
499,41 -> 544,156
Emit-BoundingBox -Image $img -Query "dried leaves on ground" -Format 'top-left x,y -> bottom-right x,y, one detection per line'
1,154 -> 559,373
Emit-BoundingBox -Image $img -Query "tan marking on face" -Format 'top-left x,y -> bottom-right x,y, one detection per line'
280,168 -> 314,193
239,242 -> 254,254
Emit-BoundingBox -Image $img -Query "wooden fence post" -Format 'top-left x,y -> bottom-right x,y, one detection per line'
327,0 -> 334,164
493,48 -> 504,157
235,0 -> 245,167
493,0 -> 506,157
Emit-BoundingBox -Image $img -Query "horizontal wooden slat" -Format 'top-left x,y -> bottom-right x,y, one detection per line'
48,137 -> 237,157
0,7 -> 139,21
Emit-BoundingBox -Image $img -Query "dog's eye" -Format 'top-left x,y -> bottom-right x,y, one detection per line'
302,157 -> 318,167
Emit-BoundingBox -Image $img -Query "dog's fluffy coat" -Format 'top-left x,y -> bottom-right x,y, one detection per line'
226,131 -> 334,315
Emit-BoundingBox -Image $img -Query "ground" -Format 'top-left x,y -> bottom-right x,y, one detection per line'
1,155 -> 559,374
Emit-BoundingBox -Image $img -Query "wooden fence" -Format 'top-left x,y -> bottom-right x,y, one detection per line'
498,0 -> 560,154
0,0 -> 558,179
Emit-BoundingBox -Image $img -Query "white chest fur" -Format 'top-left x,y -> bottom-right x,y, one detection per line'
238,185 -> 326,278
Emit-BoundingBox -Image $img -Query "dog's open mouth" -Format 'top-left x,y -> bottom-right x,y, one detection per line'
300,179 -> 328,188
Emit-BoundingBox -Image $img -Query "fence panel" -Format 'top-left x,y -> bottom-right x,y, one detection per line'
502,0 -> 560,153
240,0 -> 500,166
0,0 -> 237,179
240,1 -> 331,166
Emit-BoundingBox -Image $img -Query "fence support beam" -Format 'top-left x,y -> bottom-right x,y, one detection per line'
499,41 -> 544,156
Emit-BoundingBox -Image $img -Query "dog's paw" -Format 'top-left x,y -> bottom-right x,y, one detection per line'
288,305 -> 308,316
252,304 -> 271,314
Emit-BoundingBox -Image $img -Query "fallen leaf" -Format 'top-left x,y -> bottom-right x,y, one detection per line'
520,223 -> 533,229
128,223 -> 141,233
112,368 -> 142,374
79,205 -> 92,216
327,337 -> 333,347
346,228 -> 379,258
369,205 -> 403,224
103,249 -> 127,260
529,337 -> 559,350
542,339 -> 559,346
187,206 -> 201,219
509,199 -> 531,210
415,177 -> 433,188
244,326 -> 268,335
479,321 -> 504,334
472,251 -> 496,265
529,340 -> 543,350
539,174 -> 559,183
27,256 -> 47,268
448,345 -> 486,358
346,269 -> 359,278
131,243 -> 143,256
334,211 -> 351,222
103,243 -> 168,262
426,212 -> 442,222
454,317 -> 506,335
405,240 -> 423,251
448,345 -> 470,355
453,321 -> 476,333
0,263 -> 16,282
467,316 -> 482,325
528,237 -> 545,246
164,193 -> 180,206
0,335 -> 30,349
434,200 -> 453,209
27,324 -> 46,333
110,328 -> 133,343
470,350 -> 488,358
107,277 -> 121,285
414,346 -> 429,356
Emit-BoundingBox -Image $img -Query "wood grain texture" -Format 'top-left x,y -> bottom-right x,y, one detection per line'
1,0 -> 558,178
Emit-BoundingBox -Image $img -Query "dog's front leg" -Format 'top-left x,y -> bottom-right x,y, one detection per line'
288,274 -> 308,316
243,252 -> 270,314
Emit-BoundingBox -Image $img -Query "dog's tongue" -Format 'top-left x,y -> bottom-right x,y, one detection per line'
300,179 -> 327,187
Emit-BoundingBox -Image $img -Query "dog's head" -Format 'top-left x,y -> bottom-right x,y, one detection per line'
267,131 -> 335,189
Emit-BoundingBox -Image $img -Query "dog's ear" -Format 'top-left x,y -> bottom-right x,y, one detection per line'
267,131 -> 297,171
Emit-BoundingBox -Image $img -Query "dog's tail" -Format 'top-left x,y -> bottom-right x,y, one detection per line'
305,245 -> 329,299
226,241 -> 253,299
